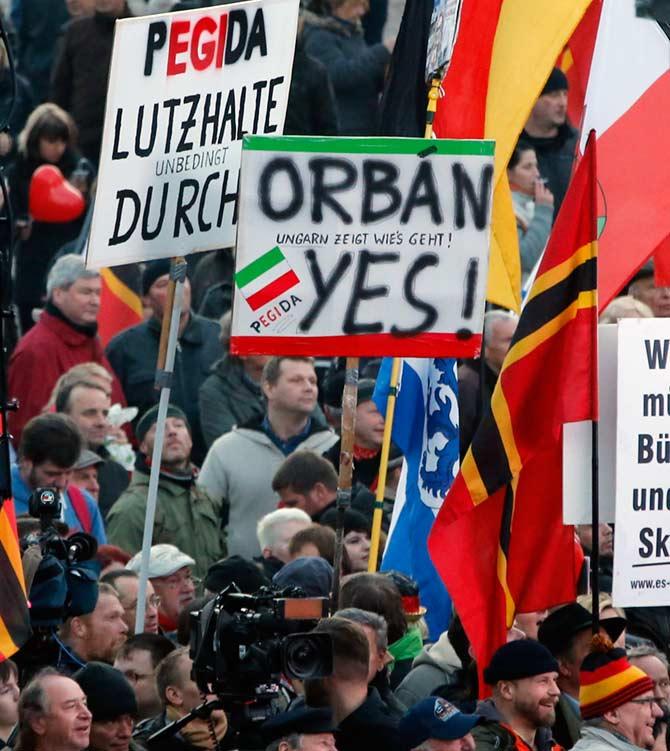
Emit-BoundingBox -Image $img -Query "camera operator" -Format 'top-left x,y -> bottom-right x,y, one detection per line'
134,647 -> 228,751
56,583 -> 128,674
12,414 -> 106,544
303,618 -> 399,751
73,663 -> 143,751
14,668 -> 92,751
262,707 -> 338,751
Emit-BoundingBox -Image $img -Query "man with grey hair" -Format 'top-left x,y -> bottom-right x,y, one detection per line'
256,507 -> 312,577
9,254 -> 125,445
15,668 -> 92,751
457,310 -> 519,458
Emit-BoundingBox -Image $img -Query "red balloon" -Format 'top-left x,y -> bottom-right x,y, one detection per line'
29,165 -> 85,223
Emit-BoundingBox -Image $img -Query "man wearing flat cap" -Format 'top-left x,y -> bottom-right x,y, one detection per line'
106,259 -> 221,464
572,641 -> 662,751
538,604 -> 627,750
74,662 -> 143,751
473,640 -> 562,751
262,706 -> 338,751
398,696 -> 481,751
521,67 -> 577,217
108,404 -> 226,580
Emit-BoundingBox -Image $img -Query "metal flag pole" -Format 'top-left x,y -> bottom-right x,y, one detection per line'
135,256 -> 187,634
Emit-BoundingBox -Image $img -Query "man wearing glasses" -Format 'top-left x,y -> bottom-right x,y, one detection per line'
101,570 -> 161,636
573,643 -> 663,751
126,545 -> 198,636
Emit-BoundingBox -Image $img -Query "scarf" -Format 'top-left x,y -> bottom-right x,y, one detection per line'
388,625 -> 423,665
45,300 -> 98,337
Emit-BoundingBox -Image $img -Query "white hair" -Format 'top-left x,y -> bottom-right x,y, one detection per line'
46,254 -> 99,297
256,508 -> 311,551
483,309 -> 519,341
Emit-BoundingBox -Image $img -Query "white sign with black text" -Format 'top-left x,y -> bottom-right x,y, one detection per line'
86,0 -> 299,268
613,317 -> 670,606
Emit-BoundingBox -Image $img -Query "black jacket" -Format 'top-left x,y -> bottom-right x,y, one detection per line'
336,687 -> 400,751
198,355 -> 265,450
457,359 -> 499,460
51,9 -> 131,164
520,122 -> 578,219
285,39 -> 339,136
302,14 -> 390,135
134,712 -> 199,751
106,312 -> 222,464
96,447 -> 130,519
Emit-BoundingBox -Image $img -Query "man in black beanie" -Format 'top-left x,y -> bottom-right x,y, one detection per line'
73,662 -> 142,751
473,640 -> 562,751
106,259 -> 221,464
521,66 -> 577,218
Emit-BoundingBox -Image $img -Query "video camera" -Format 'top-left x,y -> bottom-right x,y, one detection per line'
189,585 -> 333,724
20,487 -> 99,629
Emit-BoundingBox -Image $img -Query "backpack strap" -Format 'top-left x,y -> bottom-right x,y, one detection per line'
67,485 -> 92,534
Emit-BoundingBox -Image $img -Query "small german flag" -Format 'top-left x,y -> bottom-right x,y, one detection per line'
0,496 -> 30,659
99,265 -> 143,348
429,132 -> 599,695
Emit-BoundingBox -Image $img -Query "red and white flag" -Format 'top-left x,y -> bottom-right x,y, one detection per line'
582,0 -> 670,309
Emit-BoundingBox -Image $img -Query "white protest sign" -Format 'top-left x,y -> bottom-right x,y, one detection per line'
230,136 -> 494,357
562,324 -> 617,525
613,318 -> 670,607
86,0 -> 299,269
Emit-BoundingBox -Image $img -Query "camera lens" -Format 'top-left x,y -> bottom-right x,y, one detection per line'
282,633 -> 332,680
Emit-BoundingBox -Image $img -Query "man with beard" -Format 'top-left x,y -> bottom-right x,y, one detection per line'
57,584 -> 129,674
572,643 -> 662,751
473,640 -> 562,751
107,404 -> 226,579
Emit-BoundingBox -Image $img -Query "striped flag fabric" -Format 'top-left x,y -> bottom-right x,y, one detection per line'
98,265 -> 143,348
434,0 -> 592,312
234,246 -> 300,312
373,357 -> 458,641
581,0 -> 670,309
0,497 -> 30,658
429,133 -> 599,693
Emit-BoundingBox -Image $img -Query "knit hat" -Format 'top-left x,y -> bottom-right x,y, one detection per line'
385,570 -> 427,621
322,374 -> 376,408
135,403 -> 190,444
483,639 -> 559,685
73,662 -> 138,721
580,640 -> 655,720
272,556 -> 333,598
204,555 -> 270,594
542,67 -> 569,95
142,258 -> 172,295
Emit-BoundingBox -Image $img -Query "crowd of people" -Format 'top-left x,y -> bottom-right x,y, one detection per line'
1,0 -> 670,750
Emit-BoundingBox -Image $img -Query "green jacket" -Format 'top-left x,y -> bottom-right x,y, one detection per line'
106,468 -> 226,580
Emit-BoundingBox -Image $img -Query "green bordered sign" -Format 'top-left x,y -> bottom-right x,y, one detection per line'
230,135 -> 495,358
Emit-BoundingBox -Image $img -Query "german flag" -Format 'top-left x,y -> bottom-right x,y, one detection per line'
98,265 -> 143,348
0,496 -> 30,658
434,0 -> 592,312
428,133 -> 599,694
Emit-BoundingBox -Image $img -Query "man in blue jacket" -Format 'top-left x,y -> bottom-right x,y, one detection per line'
12,412 -> 107,544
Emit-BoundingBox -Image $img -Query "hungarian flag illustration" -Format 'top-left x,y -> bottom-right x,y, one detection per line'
235,246 -> 300,311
